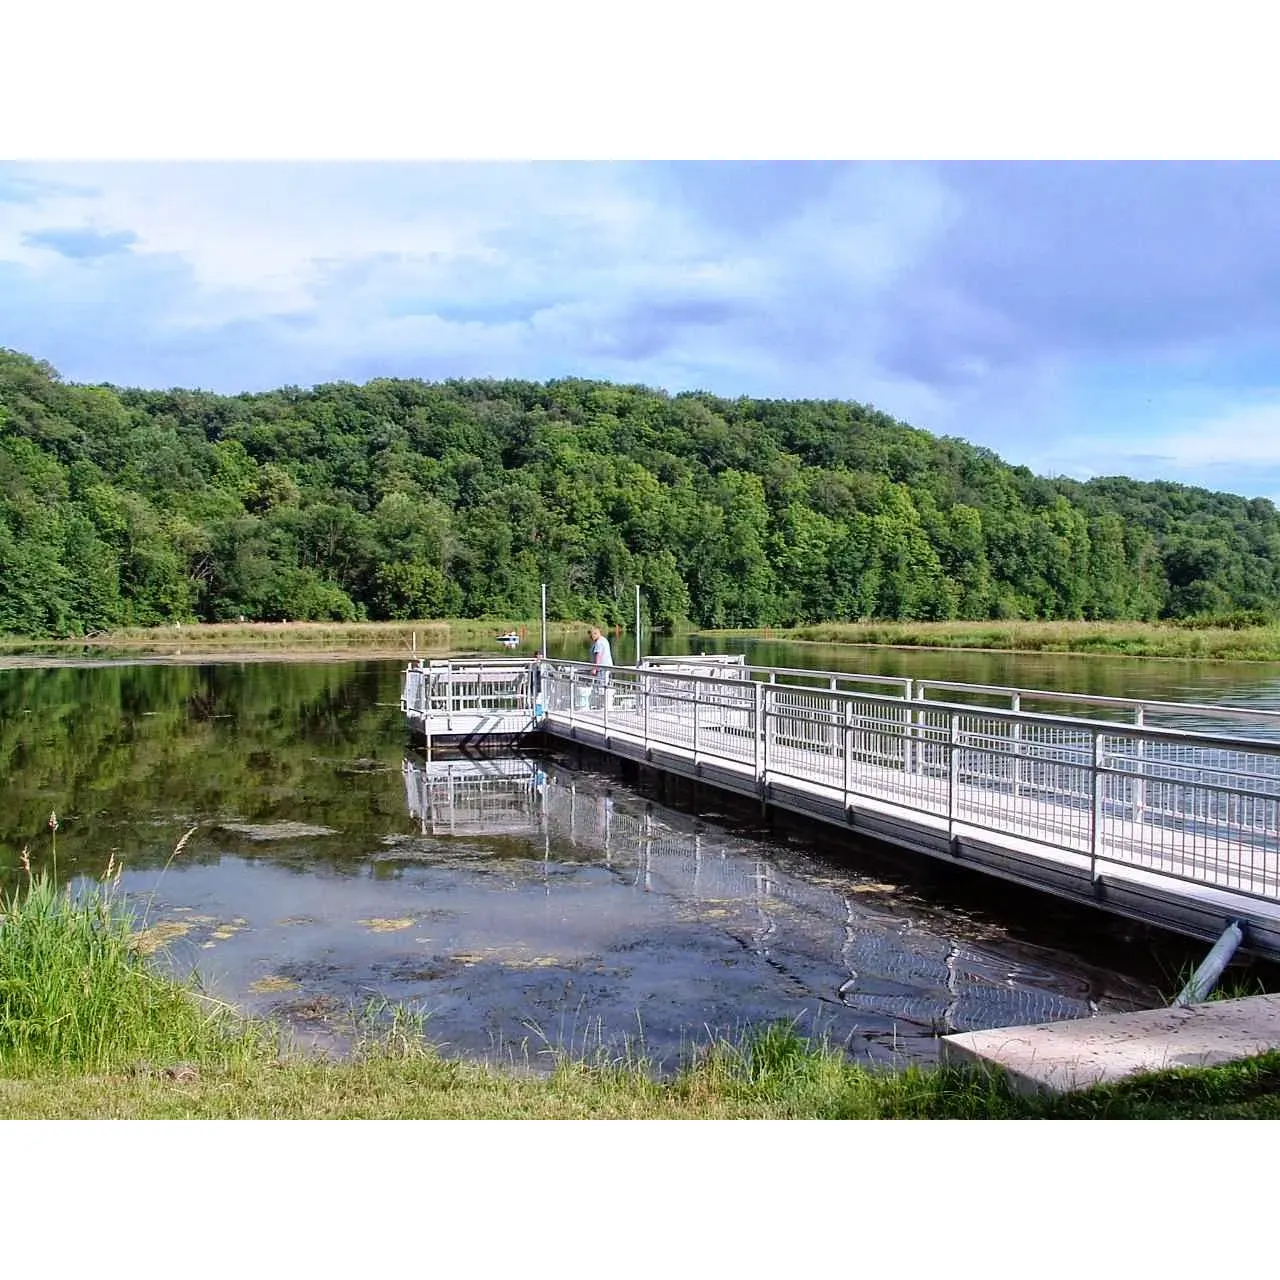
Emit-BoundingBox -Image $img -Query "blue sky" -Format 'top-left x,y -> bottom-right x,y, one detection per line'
3,160 -> 1280,501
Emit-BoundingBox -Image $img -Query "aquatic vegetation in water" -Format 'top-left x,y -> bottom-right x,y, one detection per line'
132,919 -> 195,956
215,822 -> 339,841
358,917 -> 416,933
248,975 -> 302,994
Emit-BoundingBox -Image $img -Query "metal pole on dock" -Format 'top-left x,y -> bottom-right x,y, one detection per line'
1174,920 -> 1244,1005
635,585 -> 642,664
540,583 -> 547,657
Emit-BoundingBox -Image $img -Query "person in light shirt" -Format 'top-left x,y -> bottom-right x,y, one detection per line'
588,626 -> 613,708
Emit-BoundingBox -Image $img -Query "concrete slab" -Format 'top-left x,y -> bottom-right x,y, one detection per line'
939,994 -> 1280,1094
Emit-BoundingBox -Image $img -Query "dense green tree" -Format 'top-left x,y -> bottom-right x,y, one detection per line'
4,346 -> 1280,636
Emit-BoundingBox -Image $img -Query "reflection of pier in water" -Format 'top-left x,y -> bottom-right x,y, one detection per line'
403,755 -> 1098,1038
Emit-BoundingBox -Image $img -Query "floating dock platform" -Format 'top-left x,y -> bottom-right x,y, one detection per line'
402,656 -> 1280,960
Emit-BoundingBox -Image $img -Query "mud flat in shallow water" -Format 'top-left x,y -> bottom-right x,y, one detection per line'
213,821 -> 339,841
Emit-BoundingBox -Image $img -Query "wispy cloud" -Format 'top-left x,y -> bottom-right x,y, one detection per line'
1033,399 -> 1280,503
0,174 -> 99,205
23,226 -> 138,259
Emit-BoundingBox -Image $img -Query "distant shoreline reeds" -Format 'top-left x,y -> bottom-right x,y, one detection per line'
699,618 -> 1280,663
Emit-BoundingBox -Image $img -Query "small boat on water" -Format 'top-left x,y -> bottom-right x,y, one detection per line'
497,632 -> 521,648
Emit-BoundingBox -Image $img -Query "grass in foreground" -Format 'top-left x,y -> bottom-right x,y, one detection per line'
4,872 -> 1279,1119
3,1021 -> 1280,1120
705,619 -> 1280,662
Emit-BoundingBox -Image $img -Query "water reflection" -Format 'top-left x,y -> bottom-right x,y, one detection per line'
392,753 -> 1142,1061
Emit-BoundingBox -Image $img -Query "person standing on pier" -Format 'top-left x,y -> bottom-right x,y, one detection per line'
588,626 -> 613,709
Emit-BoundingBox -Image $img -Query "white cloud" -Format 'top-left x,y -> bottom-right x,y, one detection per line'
1027,400 -> 1280,503
1154,404 -> 1280,468
0,162 -> 955,389
6,159 -> 1280,503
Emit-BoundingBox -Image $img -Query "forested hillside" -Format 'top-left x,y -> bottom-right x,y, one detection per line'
3,347 -> 1278,637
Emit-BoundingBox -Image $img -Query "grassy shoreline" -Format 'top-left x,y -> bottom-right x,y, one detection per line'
7,617 -> 1280,665
2,869 -> 1278,1119
699,619 -> 1280,663
0,618 -> 594,668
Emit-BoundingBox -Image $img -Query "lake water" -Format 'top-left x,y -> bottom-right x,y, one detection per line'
4,640 -> 1279,1066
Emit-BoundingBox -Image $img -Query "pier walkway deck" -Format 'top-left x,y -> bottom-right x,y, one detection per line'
402,657 -> 1280,958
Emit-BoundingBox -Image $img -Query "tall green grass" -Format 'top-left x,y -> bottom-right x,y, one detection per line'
704,619 -> 1280,662
0,866 -> 265,1076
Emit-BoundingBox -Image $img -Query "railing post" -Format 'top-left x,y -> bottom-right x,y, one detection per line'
446,666 -> 453,734
1133,705 -> 1146,830
904,679 -> 915,776
1091,727 -> 1105,880
753,679 -> 764,784
643,670 -> 650,742
1011,691 -> 1022,798
693,683 -> 700,763
843,696 -> 853,801
761,683 -> 771,782
948,713 -> 960,832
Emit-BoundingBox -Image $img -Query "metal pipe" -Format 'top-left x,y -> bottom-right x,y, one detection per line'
1091,728 -> 1104,881
753,679 -> 763,783
1134,704 -> 1147,829
947,714 -> 959,831
540,582 -> 547,658
1174,920 -> 1244,1006
904,679 -> 915,776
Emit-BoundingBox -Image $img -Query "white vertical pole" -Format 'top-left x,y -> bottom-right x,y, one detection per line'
635,584 -> 641,665
1133,705 -> 1146,830
1011,691 -> 1022,799
540,583 -> 547,657
903,679 -> 915,777
843,696 -> 853,801
754,679 -> 764,785
1092,728 -> 1105,881
948,714 -> 959,833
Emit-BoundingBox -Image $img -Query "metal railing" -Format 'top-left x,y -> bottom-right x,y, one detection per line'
401,659 -> 534,733
534,659 -> 1280,906
402,658 -> 1280,906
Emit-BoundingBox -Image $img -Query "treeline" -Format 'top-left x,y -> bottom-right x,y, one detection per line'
3,347 -> 1280,637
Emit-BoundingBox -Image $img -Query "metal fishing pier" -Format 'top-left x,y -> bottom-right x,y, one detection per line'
401,656 -> 1280,958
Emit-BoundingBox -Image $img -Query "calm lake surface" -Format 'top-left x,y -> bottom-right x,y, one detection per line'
5,638 -> 1280,1066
